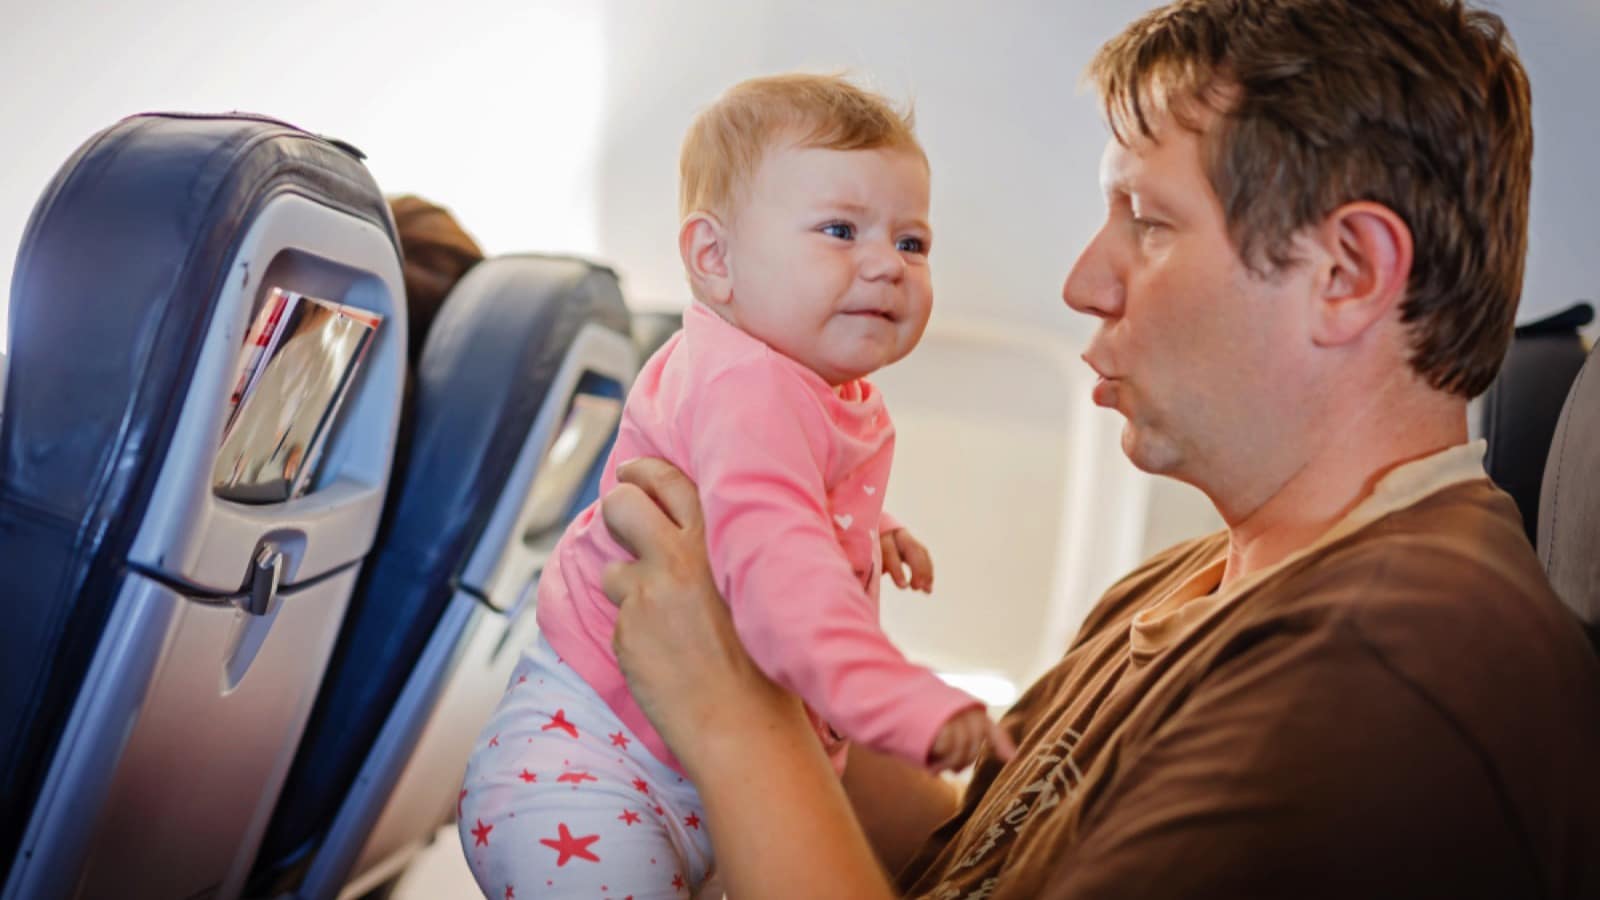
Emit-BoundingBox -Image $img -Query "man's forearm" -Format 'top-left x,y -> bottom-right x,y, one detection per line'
843,743 -> 961,876
691,690 -> 896,900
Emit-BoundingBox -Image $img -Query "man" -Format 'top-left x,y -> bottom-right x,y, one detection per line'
595,1 -> 1600,897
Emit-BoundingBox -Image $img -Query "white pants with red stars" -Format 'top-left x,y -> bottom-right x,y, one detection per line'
459,634 -> 718,900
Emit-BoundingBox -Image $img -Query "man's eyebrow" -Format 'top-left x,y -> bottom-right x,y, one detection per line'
1101,170 -> 1137,199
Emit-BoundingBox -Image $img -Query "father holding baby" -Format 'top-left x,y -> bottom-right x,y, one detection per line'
597,0 -> 1600,897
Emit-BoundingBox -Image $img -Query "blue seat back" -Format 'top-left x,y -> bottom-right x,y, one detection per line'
252,254 -> 633,889
0,112 -> 404,898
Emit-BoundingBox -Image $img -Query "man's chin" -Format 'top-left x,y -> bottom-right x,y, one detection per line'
1120,423 -> 1183,476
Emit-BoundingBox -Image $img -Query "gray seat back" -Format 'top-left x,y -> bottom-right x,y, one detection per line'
1539,335 -> 1600,650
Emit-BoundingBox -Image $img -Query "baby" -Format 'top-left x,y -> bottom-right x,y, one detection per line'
460,73 -> 1010,898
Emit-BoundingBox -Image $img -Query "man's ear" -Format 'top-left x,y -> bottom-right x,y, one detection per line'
679,212 -> 733,306
1309,201 -> 1414,348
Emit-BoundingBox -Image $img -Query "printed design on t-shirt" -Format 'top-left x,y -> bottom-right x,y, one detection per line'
932,727 -> 1087,895
927,876 -> 1001,900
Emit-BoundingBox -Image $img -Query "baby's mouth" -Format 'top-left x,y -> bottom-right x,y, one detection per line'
844,309 -> 897,322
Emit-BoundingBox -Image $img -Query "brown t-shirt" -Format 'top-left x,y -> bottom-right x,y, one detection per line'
899,476 -> 1600,899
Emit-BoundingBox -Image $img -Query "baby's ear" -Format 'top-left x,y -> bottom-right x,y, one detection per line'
679,213 -> 733,305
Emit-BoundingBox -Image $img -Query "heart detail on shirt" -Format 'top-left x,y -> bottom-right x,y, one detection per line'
834,514 -> 854,531
863,485 -> 877,495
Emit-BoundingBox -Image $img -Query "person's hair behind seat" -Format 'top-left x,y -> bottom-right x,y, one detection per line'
389,194 -> 486,364
1086,0 -> 1533,398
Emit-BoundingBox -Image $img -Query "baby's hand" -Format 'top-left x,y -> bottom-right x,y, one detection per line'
928,707 -> 1017,773
882,527 -> 934,592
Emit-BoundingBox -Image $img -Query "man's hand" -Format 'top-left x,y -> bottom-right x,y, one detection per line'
881,527 -> 934,592
599,457 -> 798,772
928,707 -> 1017,773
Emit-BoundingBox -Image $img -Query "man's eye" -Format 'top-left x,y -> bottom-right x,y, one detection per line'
897,236 -> 927,254
822,222 -> 855,240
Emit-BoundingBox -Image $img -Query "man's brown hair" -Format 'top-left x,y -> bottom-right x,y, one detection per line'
1088,0 -> 1533,397
679,73 -> 926,222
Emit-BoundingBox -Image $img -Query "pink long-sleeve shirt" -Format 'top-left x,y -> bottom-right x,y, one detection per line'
535,302 -> 980,777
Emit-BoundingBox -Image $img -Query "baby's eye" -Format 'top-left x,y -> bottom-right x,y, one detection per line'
897,236 -> 927,254
821,222 -> 855,240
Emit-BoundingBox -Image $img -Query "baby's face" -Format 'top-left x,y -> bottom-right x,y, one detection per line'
721,142 -> 933,385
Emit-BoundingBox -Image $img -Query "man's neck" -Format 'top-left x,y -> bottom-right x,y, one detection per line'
1213,392 -> 1469,589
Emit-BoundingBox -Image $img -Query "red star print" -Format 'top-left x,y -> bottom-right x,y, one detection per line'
488,734 -> 500,748
542,709 -> 578,738
518,769 -> 537,783
631,778 -> 650,794
504,886 -> 514,899
652,804 -> 665,817
516,674 -> 527,684
471,818 -> 494,846
618,809 -> 641,826
557,770 -> 598,785
538,823 -> 601,866
610,731 -> 631,749
684,813 -> 701,830
672,873 -> 686,890
458,789 -> 467,817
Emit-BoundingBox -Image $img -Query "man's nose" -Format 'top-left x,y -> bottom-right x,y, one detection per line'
859,239 -> 906,284
1062,225 -> 1124,320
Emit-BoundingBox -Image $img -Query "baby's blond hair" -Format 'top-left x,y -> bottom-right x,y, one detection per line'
679,73 -> 926,221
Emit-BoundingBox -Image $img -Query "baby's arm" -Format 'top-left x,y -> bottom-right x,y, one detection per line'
686,364 -> 978,767
929,707 -> 1017,772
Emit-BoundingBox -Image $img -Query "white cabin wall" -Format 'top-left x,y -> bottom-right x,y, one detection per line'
0,0 -> 1596,689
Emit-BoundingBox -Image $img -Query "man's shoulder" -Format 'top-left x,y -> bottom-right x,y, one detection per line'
1273,478 -> 1558,626
1223,479 -> 1600,877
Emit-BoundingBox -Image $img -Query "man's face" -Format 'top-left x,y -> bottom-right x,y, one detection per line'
1063,113 -> 1320,492
721,142 -> 935,386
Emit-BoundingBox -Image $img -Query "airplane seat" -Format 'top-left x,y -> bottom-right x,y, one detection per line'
1479,302 -> 1593,544
632,309 -> 684,362
249,254 -> 637,899
0,113 -> 407,899
1539,324 -> 1600,653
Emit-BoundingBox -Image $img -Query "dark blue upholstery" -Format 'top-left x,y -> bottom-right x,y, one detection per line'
1481,302 -> 1594,544
253,254 -> 631,881
0,113 -> 395,877
633,309 -> 684,363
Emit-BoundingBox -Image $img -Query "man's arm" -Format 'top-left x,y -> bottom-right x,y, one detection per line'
843,743 -> 962,875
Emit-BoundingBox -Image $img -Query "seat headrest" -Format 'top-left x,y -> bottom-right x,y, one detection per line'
1539,338 -> 1600,632
385,254 -> 630,565
1481,303 -> 1593,542
632,310 -> 684,363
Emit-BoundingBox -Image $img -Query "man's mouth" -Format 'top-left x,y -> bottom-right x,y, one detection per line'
1081,353 -> 1121,408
